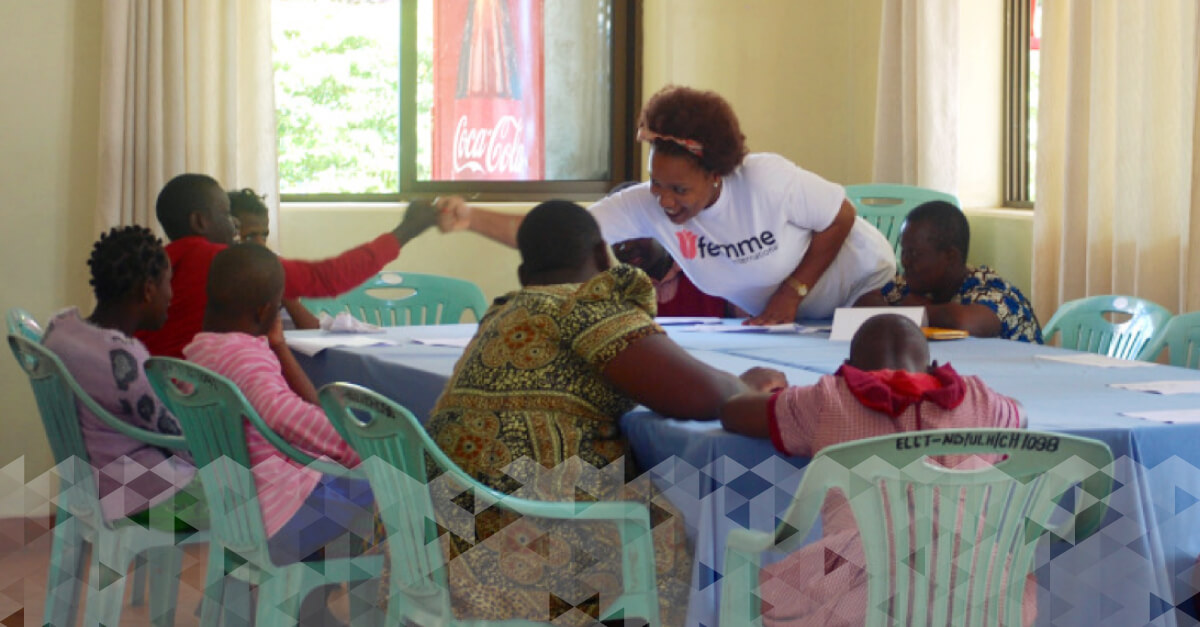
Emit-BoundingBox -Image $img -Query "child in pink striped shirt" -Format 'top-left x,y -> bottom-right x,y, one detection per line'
721,314 -> 1033,626
184,244 -> 373,623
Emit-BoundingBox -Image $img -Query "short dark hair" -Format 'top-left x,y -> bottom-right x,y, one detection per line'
639,85 -> 748,177
905,200 -> 970,260
206,243 -> 284,318
156,173 -> 224,240
88,226 -> 169,303
228,188 -> 269,221
516,200 -> 603,276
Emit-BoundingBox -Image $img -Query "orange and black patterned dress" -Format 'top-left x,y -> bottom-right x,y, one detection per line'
425,265 -> 692,626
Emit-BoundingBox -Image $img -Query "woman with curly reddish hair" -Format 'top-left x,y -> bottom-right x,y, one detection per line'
434,85 -> 896,324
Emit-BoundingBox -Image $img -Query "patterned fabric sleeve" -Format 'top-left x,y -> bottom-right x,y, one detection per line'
570,265 -> 665,370
955,266 -> 1043,343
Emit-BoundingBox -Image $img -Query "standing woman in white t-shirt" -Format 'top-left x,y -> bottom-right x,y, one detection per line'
433,85 -> 896,324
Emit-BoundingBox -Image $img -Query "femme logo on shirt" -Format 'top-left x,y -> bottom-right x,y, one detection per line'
676,229 -> 779,263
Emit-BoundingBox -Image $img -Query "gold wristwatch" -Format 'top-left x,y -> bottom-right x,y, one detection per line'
784,276 -> 809,298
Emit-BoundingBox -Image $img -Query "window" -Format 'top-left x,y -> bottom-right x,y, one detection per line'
273,0 -> 638,202
1003,0 -> 1040,207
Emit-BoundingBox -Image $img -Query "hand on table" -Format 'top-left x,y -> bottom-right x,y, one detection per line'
435,196 -> 472,233
740,367 -> 788,393
744,285 -> 802,326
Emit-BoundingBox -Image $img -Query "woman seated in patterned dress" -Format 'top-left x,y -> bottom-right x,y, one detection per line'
425,200 -> 785,626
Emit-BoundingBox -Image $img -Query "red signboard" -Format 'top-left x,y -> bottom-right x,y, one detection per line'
432,0 -> 544,181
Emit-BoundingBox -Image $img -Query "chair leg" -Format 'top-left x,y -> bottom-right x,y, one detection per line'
255,572 -> 309,627
198,545 -> 229,627
147,545 -> 184,627
220,577 -> 254,627
82,536 -> 132,627
42,517 -> 85,627
130,553 -> 148,606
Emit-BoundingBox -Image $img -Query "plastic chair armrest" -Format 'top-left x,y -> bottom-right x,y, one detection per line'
241,411 -> 362,479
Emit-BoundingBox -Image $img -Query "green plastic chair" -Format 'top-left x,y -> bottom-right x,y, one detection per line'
144,356 -> 384,627
302,271 -> 489,326
720,428 -> 1113,627
1042,295 -> 1172,360
7,334 -> 206,627
1142,311 -> 1200,368
845,184 -> 961,260
318,382 -> 662,626
6,307 -> 43,341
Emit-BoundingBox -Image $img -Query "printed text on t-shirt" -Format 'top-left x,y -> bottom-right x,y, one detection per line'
675,229 -> 779,264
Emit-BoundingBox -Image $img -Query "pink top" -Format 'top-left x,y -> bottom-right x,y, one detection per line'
761,364 -> 1032,627
183,332 -> 361,536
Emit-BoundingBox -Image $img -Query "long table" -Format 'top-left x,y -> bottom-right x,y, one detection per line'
292,324 -> 1200,627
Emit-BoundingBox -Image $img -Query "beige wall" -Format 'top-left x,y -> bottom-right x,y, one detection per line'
0,1 -> 1035,516
0,0 -> 101,502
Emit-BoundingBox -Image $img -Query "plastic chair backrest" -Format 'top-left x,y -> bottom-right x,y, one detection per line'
1041,295 -> 1172,360
319,382 -> 662,626
7,308 -> 43,341
302,271 -> 488,326
1143,311 -> 1200,368
8,334 -> 200,627
721,428 -> 1113,627
7,334 -> 190,515
143,356 -> 352,571
845,184 -> 960,260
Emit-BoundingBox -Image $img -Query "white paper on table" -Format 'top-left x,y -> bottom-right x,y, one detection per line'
317,311 -> 384,333
1121,408 -> 1200,424
1035,353 -> 1155,368
655,317 -> 722,326
677,323 -> 805,334
287,335 -> 399,357
829,307 -> 927,341
1109,380 -> 1200,395
411,337 -> 473,348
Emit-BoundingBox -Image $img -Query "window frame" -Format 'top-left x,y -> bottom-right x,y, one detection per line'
280,0 -> 641,204
1003,0 -> 1033,208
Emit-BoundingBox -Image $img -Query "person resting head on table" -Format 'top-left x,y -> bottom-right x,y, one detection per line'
228,187 -> 321,330
611,236 -> 733,318
429,85 -> 896,326
137,172 -> 439,357
720,313 -> 1032,627
424,199 -> 785,626
855,200 -> 1043,342
183,243 -> 374,623
42,226 -> 199,529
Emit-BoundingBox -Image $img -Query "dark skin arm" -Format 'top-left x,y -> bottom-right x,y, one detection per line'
719,391 -> 774,438
267,316 -> 319,405
856,290 -> 1003,337
602,333 -> 757,420
747,199 -> 857,325
282,298 -> 321,330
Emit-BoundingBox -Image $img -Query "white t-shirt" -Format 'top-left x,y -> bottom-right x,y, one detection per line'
591,153 -> 896,318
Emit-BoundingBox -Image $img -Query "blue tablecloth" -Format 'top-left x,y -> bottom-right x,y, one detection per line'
292,324 -> 1200,627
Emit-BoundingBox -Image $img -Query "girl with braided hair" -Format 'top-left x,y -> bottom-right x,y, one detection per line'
42,226 -> 199,525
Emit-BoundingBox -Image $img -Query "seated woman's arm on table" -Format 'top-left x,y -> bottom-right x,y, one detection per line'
602,334 -> 786,420
854,290 -> 1003,338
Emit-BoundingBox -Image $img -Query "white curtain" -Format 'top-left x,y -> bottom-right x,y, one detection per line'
1032,0 -> 1200,320
96,0 -> 280,247
871,0 -> 959,194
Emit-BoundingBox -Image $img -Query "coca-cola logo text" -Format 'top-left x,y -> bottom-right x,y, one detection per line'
453,115 -> 527,176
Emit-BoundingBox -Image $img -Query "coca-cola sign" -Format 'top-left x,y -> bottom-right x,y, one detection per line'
433,0 -> 544,181
452,114 -> 528,175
